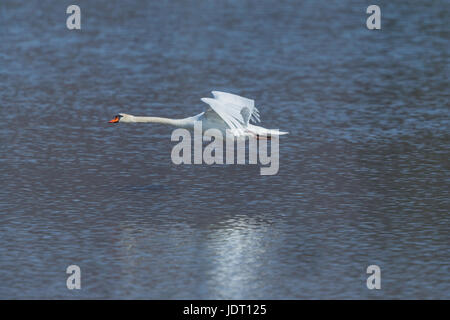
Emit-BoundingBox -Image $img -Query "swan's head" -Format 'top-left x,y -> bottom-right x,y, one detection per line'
108,113 -> 134,123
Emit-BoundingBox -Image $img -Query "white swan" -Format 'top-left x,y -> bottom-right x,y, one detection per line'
108,91 -> 288,139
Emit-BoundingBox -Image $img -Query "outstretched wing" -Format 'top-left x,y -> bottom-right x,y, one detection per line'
211,91 -> 260,124
201,91 -> 261,131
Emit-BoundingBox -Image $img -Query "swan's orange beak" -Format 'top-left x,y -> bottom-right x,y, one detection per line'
108,116 -> 120,123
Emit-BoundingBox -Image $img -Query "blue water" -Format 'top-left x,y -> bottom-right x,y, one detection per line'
0,0 -> 448,299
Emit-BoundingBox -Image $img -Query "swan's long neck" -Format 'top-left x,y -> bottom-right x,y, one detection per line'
131,116 -> 195,128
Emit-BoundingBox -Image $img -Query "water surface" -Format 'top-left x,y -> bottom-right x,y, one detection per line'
0,0 -> 448,299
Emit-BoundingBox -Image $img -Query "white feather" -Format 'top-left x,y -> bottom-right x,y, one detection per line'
201,91 -> 261,134
211,91 -> 261,124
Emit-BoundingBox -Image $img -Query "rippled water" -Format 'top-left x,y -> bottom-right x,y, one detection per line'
0,0 -> 448,299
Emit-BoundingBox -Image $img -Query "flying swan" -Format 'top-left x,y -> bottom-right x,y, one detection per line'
108,91 -> 288,139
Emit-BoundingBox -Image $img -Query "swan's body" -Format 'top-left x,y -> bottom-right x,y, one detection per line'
109,91 -> 288,139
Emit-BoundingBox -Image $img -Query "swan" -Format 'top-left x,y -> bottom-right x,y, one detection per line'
108,91 -> 288,139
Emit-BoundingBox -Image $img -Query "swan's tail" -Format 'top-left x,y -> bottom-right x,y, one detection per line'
247,129 -> 288,140
264,129 -> 289,136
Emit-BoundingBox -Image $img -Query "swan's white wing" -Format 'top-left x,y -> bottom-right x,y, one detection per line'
201,97 -> 247,131
201,92 -> 260,133
211,91 -> 261,124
